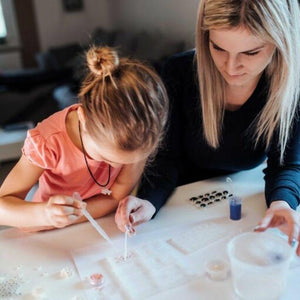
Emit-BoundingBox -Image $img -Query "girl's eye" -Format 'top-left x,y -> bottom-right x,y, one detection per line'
244,51 -> 260,56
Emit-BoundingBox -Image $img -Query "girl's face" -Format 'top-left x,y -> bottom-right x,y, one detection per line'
209,26 -> 276,88
81,130 -> 150,168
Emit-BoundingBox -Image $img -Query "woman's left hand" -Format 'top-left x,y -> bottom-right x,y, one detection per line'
255,200 -> 300,256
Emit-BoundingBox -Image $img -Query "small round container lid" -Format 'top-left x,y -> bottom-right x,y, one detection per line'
89,273 -> 105,287
205,258 -> 230,281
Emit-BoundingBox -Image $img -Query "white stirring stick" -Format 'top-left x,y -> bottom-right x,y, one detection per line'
73,192 -> 113,245
124,227 -> 128,261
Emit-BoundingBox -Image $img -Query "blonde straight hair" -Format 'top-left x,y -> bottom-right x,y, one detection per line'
196,0 -> 300,163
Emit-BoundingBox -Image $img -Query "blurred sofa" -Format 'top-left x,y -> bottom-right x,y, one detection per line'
0,28 -> 185,126
0,43 -> 82,126
53,28 -> 186,109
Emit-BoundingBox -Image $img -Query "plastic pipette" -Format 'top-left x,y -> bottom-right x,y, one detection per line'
82,209 -> 114,245
73,192 -> 113,245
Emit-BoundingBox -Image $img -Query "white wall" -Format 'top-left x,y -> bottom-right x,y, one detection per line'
0,0 -> 199,69
111,0 -> 199,49
1,0 -> 19,46
0,51 -> 22,70
33,0 -> 115,51
0,0 -> 21,70
34,0 -> 199,51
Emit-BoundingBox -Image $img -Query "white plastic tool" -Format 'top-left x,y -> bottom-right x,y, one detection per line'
73,192 -> 113,245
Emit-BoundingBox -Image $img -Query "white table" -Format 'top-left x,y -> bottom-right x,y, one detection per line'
0,165 -> 299,300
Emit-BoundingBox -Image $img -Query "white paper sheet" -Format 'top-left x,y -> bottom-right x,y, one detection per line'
167,207 -> 260,254
72,240 -> 199,300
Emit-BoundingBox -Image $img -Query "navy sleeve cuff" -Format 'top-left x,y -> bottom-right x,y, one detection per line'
265,187 -> 299,210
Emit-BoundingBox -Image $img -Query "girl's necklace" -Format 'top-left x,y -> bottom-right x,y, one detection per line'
78,122 -> 112,196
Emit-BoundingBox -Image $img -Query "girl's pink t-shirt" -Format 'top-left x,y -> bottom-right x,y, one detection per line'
22,104 -> 122,202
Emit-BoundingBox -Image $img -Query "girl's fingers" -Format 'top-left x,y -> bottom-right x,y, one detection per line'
73,199 -> 86,209
49,195 -> 85,208
51,205 -> 83,217
129,214 -> 135,224
48,196 -> 74,206
53,214 -> 79,227
72,192 -> 87,209
47,196 -> 86,218
120,197 -> 139,222
116,197 -> 140,232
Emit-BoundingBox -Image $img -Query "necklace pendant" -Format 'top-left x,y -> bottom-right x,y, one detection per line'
101,188 -> 112,196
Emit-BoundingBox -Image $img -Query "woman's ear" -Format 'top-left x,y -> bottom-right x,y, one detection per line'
77,106 -> 87,131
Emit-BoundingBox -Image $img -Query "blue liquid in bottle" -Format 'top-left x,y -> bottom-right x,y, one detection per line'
229,196 -> 242,220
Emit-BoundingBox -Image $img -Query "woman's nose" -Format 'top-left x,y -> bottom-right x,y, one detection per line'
225,55 -> 242,75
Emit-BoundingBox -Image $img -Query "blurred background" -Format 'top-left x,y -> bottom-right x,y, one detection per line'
0,0 -> 199,182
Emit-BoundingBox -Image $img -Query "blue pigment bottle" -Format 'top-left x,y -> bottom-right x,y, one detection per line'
229,196 -> 242,220
226,177 -> 242,221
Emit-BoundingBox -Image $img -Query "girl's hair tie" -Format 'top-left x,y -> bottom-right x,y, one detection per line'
86,46 -> 119,78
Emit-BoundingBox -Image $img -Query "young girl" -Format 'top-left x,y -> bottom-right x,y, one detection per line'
0,46 -> 168,232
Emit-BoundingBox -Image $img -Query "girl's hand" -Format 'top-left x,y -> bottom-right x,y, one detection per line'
255,201 -> 300,256
115,196 -> 156,234
44,195 -> 86,228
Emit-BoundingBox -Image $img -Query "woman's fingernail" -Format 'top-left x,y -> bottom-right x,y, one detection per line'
291,238 -> 297,247
253,225 -> 261,231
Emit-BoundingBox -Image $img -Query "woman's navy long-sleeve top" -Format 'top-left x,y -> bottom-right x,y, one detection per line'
138,50 -> 300,213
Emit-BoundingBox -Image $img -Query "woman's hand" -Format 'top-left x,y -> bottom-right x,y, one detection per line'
115,196 -> 156,234
43,195 -> 86,228
255,200 -> 300,255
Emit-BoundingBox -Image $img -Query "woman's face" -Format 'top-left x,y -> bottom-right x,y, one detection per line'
209,26 -> 276,88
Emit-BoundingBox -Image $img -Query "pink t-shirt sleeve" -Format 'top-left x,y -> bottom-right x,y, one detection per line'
22,128 -> 58,170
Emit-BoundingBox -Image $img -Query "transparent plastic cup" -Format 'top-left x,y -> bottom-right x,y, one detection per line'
227,232 -> 293,300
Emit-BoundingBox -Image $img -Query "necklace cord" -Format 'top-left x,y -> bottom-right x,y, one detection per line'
78,122 -> 111,188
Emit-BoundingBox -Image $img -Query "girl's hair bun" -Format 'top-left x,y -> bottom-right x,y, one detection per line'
86,46 -> 119,77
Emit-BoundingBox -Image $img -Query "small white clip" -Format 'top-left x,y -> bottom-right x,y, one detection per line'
101,188 -> 112,195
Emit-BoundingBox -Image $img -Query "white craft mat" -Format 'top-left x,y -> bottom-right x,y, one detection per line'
71,207 -> 264,300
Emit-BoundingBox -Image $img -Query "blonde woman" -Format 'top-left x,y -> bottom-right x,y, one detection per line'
115,0 -> 300,255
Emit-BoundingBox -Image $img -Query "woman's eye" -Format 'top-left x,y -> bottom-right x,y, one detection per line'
244,51 -> 260,56
213,44 -> 224,52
